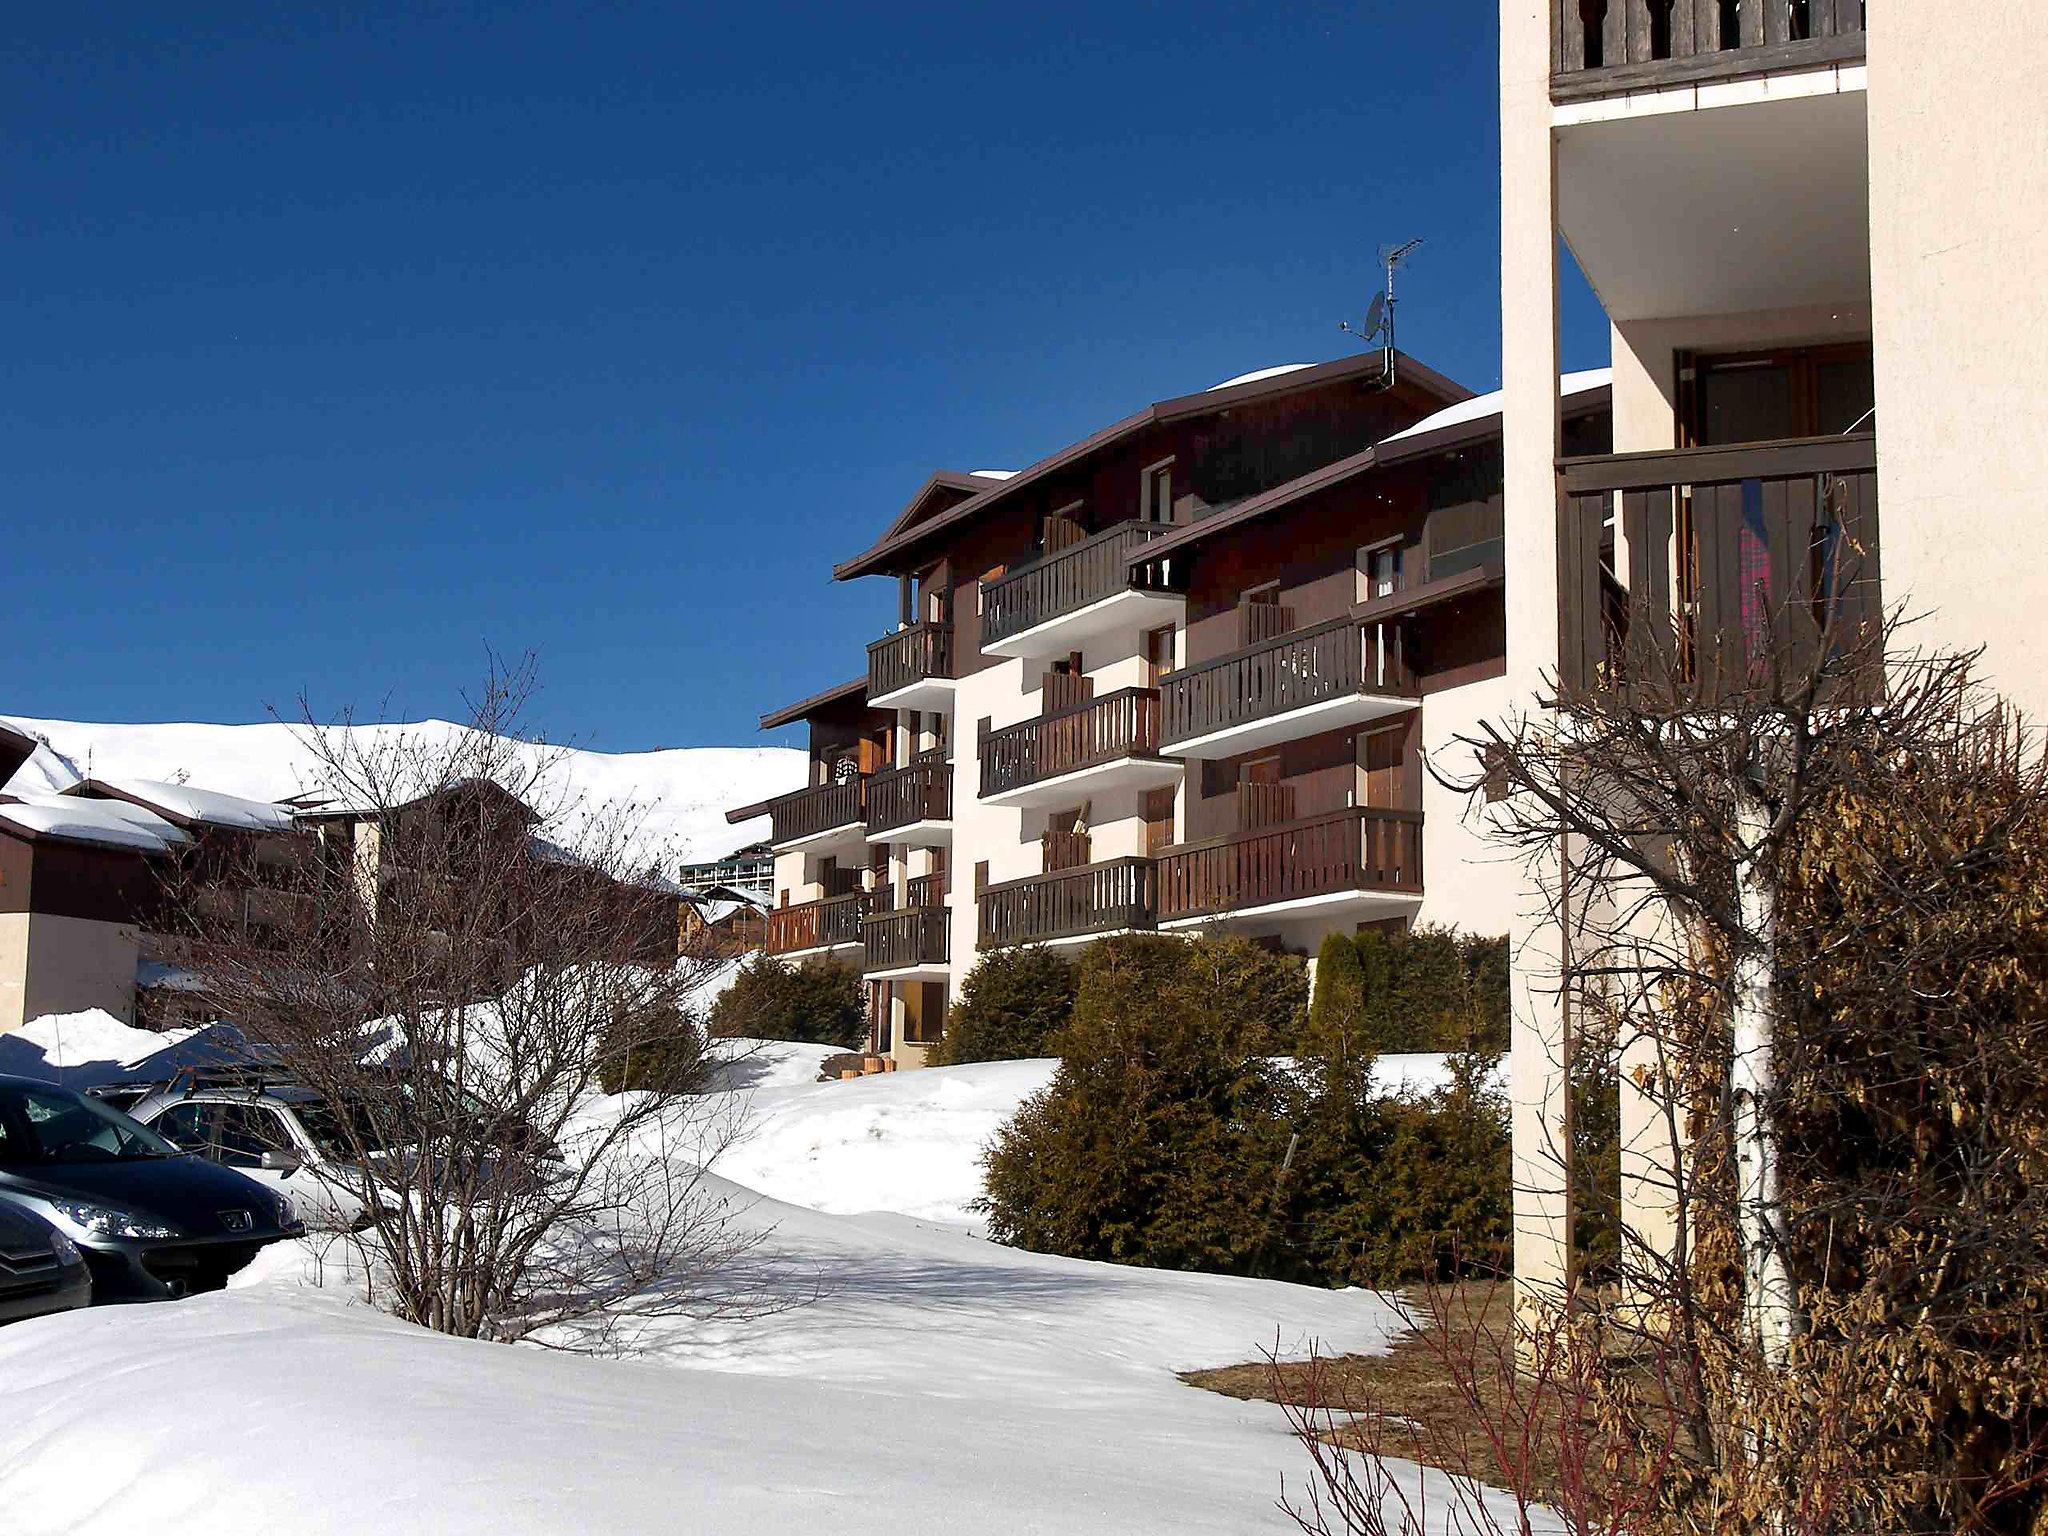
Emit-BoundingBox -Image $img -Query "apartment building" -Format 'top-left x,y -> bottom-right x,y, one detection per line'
736,354 -> 1616,1065
1498,1 -> 2048,1298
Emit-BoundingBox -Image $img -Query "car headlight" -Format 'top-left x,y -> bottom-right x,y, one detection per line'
45,1197 -> 181,1242
274,1195 -> 299,1230
47,1228 -> 84,1267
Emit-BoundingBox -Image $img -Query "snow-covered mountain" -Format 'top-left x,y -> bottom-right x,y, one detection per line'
0,714 -> 803,867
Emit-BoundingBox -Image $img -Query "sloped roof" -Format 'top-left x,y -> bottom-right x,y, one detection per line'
0,794 -> 191,855
70,776 -> 298,834
832,351 -> 1471,581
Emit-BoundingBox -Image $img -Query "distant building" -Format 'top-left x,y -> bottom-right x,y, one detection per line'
678,841 -> 772,900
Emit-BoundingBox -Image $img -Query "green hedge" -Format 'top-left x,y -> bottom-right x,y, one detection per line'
927,946 -> 1077,1066
707,953 -> 866,1048
1306,926 -> 1509,1056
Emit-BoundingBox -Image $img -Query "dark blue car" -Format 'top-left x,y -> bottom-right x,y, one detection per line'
0,1074 -> 304,1301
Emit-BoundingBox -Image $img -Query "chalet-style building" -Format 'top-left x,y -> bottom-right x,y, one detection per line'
732,353 -> 1613,1065
1498,4 -> 2048,1304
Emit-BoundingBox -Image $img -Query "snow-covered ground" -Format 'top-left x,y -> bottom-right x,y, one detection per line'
0,714 -> 804,864
0,1040 -> 1521,1534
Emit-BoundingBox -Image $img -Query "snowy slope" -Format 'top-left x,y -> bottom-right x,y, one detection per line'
0,714 -> 803,864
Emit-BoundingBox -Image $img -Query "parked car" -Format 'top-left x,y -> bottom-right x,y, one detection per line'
0,1195 -> 92,1322
129,1082 -> 385,1231
0,1074 -> 303,1301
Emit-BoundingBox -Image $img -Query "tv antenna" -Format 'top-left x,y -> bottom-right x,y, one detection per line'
1340,238 -> 1423,390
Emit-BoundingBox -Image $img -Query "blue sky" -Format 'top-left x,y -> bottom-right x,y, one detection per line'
4,2 -> 1607,752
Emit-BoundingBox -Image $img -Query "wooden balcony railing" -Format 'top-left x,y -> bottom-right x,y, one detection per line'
1155,808 -> 1423,921
866,756 -> 951,837
864,904 -> 950,972
1552,0 -> 1865,99
765,891 -> 869,955
867,621 -> 954,700
906,871 -> 948,909
980,522 -> 1171,649
767,776 -> 868,846
978,857 -> 1157,948
1159,616 -> 1417,747
979,687 -> 1163,799
1557,433 -> 1880,704
1241,601 -> 1295,646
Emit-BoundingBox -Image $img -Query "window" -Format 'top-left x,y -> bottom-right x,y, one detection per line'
212,1104 -> 298,1169
1684,343 -> 1875,446
152,1102 -> 212,1152
1367,544 -> 1402,600
1143,625 -> 1176,684
0,1081 -> 178,1166
1143,787 -> 1177,853
1141,460 -> 1175,524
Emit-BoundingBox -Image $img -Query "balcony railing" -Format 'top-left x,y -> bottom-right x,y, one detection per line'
767,776 -> 868,846
1160,616 -> 1418,748
1557,433 -> 1879,704
1156,808 -> 1423,922
980,522 -> 1171,649
978,857 -> 1157,948
867,621 -> 954,701
864,904 -> 950,972
979,687 -> 1163,799
866,756 -> 951,837
1552,0 -> 1865,99
765,891 -> 869,955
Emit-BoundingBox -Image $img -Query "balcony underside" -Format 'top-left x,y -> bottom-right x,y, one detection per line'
982,588 -> 1185,661
1159,887 -> 1422,937
978,755 -> 1182,811
869,675 -> 956,713
1161,691 -> 1417,760
773,937 -> 862,963
865,958 -> 951,981
1556,85 -> 1868,323
865,817 -> 952,849
771,819 -> 868,857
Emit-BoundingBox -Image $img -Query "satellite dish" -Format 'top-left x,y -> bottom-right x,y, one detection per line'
1363,292 -> 1387,342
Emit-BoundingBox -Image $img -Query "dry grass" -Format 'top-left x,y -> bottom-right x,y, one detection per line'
1181,1281 -> 1585,1502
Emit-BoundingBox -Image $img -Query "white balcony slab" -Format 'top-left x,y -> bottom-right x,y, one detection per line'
978,755 -> 1183,811
864,817 -> 953,849
870,676 -> 957,713
1160,888 -> 1423,935
1161,691 -> 1418,760
982,589 -> 1185,661
770,820 -> 869,857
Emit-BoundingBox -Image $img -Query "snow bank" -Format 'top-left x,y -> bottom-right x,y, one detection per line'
709,1057 -> 1051,1229
701,1036 -> 844,1093
0,715 -> 805,866
0,1010 -> 258,1090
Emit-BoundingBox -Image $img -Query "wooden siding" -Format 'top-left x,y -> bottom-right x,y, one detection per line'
979,687 -> 1164,799
863,904 -> 949,972
1552,0 -> 1865,99
767,777 -> 868,845
1557,434 -> 1881,703
1160,616 -> 1417,746
868,621 -> 953,699
979,523 -> 1171,649
977,857 -> 1157,947
865,756 -> 951,837
765,891 -> 869,955
1155,807 -> 1423,921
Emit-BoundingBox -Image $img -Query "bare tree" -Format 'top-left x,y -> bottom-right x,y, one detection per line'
164,658 -> 788,1350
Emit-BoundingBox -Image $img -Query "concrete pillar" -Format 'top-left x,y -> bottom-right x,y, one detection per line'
1500,0 -> 1575,1311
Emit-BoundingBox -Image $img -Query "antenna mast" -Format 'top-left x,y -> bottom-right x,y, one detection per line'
1339,238 -> 1423,391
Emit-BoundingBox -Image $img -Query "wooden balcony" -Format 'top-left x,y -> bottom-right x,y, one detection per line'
864,904 -> 950,975
1551,0 -> 1865,101
766,776 -> 868,849
978,687 -> 1180,808
1557,433 -> 1879,705
980,523 -> 1183,658
765,891 -> 869,957
864,755 -> 952,843
978,857 -> 1157,949
1159,616 -> 1419,758
867,621 -> 955,710
1156,808 -> 1423,925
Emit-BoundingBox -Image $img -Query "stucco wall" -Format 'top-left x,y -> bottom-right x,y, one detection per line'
0,912 -> 139,1033
1866,2 -> 2048,719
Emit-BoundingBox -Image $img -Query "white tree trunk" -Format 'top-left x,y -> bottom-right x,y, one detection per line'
1730,782 -> 1795,1368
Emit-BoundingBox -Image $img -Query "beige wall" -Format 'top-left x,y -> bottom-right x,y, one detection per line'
1499,0 -> 1575,1305
1867,1 -> 2048,719
0,912 -> 140,1034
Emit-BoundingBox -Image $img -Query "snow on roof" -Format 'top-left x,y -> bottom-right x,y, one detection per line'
82,776 -> 297,833
1377,366 -> 1612,449
1208,363 -> 1316,392
0,741 -> 76,799
0,794 -> 191,854
968,469 -> 1016,481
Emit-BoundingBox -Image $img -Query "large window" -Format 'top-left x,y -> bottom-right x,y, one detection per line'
1686,343 -> 1875,446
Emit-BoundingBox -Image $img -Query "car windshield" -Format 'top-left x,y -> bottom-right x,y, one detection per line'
0,1081 -> 182,1166
291,1096 -> 398,1156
